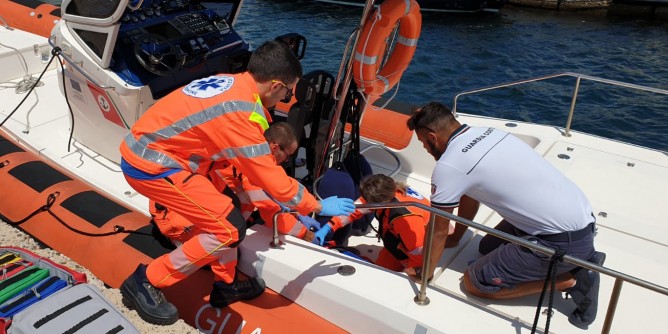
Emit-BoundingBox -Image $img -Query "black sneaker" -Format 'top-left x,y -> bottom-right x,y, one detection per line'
566,251 -> 606,329
209,277 -> 266,308
121,264 -> 178,325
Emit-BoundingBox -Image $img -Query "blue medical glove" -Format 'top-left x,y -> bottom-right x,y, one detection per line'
319,196 -> 355,216
297,215 -> 321,232
312,224 -> 332,246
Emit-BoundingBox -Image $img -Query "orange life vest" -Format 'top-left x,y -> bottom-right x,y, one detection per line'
330,188 -> 429,267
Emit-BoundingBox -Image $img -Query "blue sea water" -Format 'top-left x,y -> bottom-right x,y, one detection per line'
230,1 -> 668,151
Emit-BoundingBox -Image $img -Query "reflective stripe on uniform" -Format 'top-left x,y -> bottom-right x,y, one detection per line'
278,183 -> 306,207
124,100 -> 257,169
211,142 -> 271,161
124,132 -> 182,169
247,189 -> 270,202
188,155 -> 204,173
288,222 -> 304,236
214,246 -> 238,267
407,245 -> 423,256
166,244 -> 201,277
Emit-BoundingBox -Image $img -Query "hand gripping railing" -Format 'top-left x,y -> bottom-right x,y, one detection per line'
270,201 -> 668,334
452,72 -> 668,138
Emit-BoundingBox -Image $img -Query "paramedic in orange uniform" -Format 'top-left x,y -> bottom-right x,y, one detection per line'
118,41 -> 355,325
316,174 -> 431,272
151,122 -> 318,248
210,122 -> 319,241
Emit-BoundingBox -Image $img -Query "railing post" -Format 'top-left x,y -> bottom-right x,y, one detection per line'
414,213 -> 435,305
602,278 -> 624,334
270,212 -> 284,248
564,76 -> 581,137
267,201 -> 668,323
452,72 -> 668,142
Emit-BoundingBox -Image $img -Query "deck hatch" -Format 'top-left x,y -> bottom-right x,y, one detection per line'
8,161 -> 71,192
0,139 -> 24,157
60,190 -> 131,228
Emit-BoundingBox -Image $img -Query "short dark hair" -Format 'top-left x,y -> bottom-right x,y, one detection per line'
247,40 -> 303,83
406,102 -> 455,133
264,122 -> 297,148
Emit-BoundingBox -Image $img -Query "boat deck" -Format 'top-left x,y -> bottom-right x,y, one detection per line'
2,26 -> 668,333
348,113 -> 668,333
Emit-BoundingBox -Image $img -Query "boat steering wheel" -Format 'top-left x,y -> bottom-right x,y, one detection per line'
133,33 -> 184,76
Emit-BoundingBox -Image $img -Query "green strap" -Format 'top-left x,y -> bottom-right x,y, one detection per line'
0,267 -> 50,304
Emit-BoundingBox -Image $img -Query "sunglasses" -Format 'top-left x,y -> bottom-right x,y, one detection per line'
275,143 -> 297,165
272,80 -> 294,103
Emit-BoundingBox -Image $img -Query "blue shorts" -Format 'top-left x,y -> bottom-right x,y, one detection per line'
467,221 -> 596,294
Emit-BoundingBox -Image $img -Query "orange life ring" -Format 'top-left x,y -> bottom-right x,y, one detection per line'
353,0 -> 421,96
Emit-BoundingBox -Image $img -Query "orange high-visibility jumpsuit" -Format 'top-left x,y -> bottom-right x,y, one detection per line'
152,163 -> 308,245
329,188 -> 430,271
211,166 -> 308,238
120,72 -> 318,286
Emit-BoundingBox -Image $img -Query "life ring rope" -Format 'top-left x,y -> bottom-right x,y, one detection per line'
353,0 -> 421,96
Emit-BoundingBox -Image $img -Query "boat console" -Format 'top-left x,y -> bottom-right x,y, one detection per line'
113,0 -> 251,98
62,0 -> 250,98
51,0 -> 251,162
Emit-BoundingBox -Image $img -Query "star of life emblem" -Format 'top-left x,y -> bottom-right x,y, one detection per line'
406,187 -> 424,200
183,75 -> 234,98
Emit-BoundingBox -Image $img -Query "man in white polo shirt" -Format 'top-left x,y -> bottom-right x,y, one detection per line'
406,102 -> 605,329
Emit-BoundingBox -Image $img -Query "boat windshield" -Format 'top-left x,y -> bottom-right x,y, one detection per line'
63,0 -> 122,19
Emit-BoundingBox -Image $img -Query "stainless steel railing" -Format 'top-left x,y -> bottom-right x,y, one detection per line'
47,36 -> 116,91
452,72 -> 668,138
269,210 -> 297,248
269,200 -> 668,334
